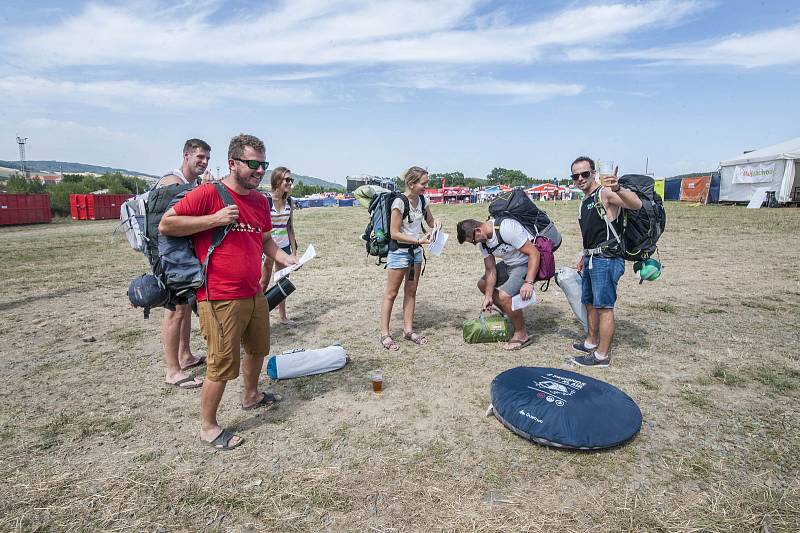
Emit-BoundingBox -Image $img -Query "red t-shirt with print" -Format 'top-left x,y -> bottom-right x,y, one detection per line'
172,182 -> 271,301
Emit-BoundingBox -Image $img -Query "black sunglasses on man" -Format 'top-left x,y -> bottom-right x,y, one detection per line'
234,158 -> 270,171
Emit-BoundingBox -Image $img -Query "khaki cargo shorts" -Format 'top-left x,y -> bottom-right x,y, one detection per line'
198,295 -> 270,382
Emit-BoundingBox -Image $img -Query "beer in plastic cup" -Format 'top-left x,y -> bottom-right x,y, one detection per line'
371,373 -> 383,393
598,160 -> 615,186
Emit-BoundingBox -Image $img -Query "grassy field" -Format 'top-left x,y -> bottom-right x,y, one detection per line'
0,201 -> 798,532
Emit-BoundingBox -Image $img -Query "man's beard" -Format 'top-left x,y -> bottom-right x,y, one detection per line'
234,171 -> 260,190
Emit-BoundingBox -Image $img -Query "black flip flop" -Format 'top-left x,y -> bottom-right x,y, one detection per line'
206,429 -> 244,451
504,337 -> 534,351
242,392 -> 283,411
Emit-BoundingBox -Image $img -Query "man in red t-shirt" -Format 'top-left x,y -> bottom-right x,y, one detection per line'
160,134 -> 297,451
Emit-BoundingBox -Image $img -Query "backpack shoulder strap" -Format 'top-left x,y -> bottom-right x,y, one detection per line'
400,194 -> 411,222
201,183 -> 236,285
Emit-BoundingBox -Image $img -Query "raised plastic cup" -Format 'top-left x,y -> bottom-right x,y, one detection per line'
598,160 -> 615,187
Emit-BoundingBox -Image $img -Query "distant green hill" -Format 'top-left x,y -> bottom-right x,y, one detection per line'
666,171 -> 714,180
290,173 -> 344,191
0,160 -> 158,179
0,160 -> 344,190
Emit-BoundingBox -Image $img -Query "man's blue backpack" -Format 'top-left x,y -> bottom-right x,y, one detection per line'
361,192 -> 427,265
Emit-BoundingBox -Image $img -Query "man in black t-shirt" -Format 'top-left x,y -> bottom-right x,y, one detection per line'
570,156 -> 641,367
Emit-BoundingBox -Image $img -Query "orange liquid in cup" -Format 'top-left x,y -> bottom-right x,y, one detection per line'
372,377 -> 383,393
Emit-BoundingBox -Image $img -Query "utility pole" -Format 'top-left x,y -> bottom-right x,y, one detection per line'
16,136 -> 29,178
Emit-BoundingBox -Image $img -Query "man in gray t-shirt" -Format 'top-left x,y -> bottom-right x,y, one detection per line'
456,217 -> 541,351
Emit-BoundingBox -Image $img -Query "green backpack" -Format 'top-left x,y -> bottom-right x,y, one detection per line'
463,312 -> 513,344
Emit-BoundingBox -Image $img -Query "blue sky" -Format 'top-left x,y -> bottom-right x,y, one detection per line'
0,0 -> 797,183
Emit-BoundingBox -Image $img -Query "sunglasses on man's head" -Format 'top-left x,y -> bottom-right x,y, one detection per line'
571,170 -> 593,181
234,158 -> 269,170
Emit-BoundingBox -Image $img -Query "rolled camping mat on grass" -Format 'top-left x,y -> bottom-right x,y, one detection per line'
490,366 -> 642,450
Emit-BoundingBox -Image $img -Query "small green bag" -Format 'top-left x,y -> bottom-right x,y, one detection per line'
463,312 -> 513,344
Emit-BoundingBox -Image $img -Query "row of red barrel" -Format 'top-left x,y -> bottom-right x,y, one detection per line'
70,194 -> 133,220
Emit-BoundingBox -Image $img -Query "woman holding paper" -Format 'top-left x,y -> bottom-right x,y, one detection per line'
380,166 -> 442,351
265,166 -> 299,326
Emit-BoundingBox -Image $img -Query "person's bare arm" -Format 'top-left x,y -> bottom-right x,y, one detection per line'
482,255 -> 497,311
517,240 -> 541,300
159,205 -> 239,237
600,167 -> 642,214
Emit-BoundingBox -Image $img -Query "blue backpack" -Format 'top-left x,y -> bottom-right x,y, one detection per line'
362,192 -> 427,265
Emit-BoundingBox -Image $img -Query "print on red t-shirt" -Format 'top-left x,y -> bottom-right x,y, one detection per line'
172,183 -> 271,301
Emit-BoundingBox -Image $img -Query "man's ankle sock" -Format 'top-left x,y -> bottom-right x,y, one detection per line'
594,352 -> 608,360
584,341 -> 597,350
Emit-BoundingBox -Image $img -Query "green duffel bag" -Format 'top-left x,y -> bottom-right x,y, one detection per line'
463,312 -> 513,344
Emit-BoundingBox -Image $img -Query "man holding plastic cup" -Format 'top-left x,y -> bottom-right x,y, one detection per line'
569,156 -> 641,367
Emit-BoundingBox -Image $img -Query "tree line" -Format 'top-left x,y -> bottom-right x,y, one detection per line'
1,172 -> 150,216
390,168 -> 571,190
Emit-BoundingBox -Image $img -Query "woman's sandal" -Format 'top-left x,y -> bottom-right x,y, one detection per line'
403,331 -> 428,346
381,335 -> 399,351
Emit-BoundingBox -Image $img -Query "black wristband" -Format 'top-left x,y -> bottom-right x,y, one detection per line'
611,185 -> 621,193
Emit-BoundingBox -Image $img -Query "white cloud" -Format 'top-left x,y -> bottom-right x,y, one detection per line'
20,118 -> 134,141
8,1 -> 703,68
0,76 -> 319,112
621,24 -> 800,68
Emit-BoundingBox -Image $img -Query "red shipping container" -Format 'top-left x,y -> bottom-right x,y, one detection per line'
86,194 -> 134,220
0,193 -> 52,226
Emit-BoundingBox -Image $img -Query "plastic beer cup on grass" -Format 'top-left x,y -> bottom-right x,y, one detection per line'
371,373 -> 383,393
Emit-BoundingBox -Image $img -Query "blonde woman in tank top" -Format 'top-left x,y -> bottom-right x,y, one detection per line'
380,166 -> 441,351
266,167 -> 299,326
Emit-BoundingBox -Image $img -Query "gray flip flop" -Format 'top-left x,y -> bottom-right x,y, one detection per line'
206,429 -> 244,451
242,392 -> 283,411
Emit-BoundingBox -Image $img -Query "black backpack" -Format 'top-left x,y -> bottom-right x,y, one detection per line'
484,188 -> 560,253
362,192 -> 427,265
596,174 -> 666,262
129,182 -> 235,317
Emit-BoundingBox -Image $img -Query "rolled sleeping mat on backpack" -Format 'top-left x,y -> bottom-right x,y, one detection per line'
555,267 -> 588,333
266,344 -> 348,380
354,184 -> 390,208
265,277 -> 296,311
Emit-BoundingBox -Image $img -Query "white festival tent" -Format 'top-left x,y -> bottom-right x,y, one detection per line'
719,137 -> 800,203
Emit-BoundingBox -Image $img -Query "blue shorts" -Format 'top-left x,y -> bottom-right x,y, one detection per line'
387,246 -> 423,269
581,256 -> 624,309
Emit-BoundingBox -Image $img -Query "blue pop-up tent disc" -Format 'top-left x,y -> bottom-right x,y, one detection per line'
490,367 -> 642,450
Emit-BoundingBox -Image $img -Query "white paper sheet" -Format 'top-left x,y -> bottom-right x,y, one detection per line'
274,244 -> 316,281
511,291 -> 537,311
427,228 -> 448,256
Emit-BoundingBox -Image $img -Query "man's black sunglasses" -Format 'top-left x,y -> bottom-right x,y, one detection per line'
234,158 -> 270,171
571,170 -> 592,181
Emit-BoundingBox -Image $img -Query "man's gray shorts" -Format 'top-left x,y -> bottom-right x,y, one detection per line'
482,261 -> 528,297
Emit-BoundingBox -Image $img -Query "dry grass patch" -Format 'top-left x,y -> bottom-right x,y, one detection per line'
1,201 -> 799,531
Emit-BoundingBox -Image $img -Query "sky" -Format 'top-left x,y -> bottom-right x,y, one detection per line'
0,0 -> 798,183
